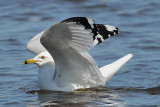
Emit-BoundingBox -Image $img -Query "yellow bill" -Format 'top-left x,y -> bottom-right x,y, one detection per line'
23,58 -> 36,64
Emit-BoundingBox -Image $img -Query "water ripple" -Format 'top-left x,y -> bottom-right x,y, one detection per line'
0,0 -> 160,106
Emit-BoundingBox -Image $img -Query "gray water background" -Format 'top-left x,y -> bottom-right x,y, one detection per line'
0,0 -> 160,106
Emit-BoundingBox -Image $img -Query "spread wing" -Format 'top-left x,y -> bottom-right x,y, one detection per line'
27,31 -> 47,54
40,17 -> 119,88
27,17 -> 118,55
61,17 -> 119,47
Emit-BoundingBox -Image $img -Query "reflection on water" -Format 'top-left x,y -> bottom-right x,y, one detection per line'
25,85 -> 160,107
27,87 -> 125,107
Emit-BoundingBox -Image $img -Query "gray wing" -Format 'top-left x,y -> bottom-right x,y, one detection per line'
27,17 -> 118,54
27,31 -> 47,54
40,17 -> 118,87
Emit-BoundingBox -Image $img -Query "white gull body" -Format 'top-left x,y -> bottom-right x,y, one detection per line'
24,17 -> 133,92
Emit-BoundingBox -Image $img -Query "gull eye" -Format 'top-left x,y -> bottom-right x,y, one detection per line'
41,56 -> 45,59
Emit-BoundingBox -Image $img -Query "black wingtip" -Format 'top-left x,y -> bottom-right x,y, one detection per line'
61,17 -> 119,46
61,17 -> 94,29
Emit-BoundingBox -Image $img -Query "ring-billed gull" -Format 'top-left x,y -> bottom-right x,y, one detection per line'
23,17 -> 132,92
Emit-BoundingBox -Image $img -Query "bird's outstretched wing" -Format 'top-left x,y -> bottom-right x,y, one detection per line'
27,31 -> 47,54
27,17 -> 118,54
61,17 -> 119,47
40,17 -> 119,88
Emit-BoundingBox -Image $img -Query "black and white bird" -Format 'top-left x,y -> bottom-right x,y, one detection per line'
23,17 -> 132,92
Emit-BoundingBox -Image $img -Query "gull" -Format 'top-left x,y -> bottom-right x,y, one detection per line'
23,17 -> 132,92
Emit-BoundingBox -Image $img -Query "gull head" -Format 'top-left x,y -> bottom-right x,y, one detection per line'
23,51 -> 54,66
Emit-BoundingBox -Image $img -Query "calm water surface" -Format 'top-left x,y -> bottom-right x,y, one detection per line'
0,0 -> 160,106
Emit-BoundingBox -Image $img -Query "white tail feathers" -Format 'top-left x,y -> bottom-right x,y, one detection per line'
100,54 -> 133,83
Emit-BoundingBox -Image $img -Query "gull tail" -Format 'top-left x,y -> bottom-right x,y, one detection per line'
100,54 -> 133,83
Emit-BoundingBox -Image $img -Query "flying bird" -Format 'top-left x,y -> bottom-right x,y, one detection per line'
23,17 -> 132,92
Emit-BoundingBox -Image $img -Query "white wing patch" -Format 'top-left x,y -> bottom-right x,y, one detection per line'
104,25 -> 117,32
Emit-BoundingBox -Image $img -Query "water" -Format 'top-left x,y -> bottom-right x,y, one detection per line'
0,0 -> 160,106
